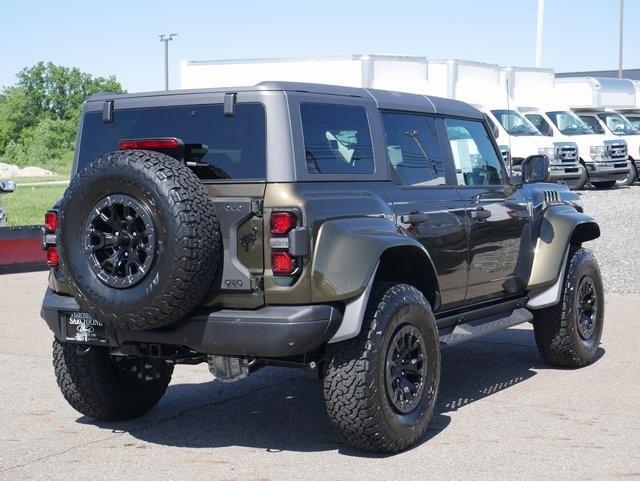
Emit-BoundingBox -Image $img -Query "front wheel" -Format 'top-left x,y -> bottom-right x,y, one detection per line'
532,248 -> 604,368
570,164 -> 588,190
616,161 -> 637,187
323,283 -> 440,453
53,339 -> 173,420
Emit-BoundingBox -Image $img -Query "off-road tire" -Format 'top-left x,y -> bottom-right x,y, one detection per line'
616,161 -> 637,187
58,150 -> 221,331
532,247 -> 604,368
53,339 -> 173,420
590,180 -> 616,189
323,283 -> 440,453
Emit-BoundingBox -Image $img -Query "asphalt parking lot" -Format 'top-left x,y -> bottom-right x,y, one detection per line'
1,186 -> 640,481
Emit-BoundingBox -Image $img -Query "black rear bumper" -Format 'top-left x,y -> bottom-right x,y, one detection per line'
41,289 -> 342,358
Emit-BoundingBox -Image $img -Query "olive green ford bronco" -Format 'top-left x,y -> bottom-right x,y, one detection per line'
41,82 -> 604,453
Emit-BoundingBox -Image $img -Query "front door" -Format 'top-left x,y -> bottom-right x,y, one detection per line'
443,117 -> 531,304
382,111 -> 469,310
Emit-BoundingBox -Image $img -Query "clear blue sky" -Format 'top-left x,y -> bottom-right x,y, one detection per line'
1,0 -> 637,93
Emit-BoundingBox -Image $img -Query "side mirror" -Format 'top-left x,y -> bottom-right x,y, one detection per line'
0,180 -> 16,193
522,155 -> 550,184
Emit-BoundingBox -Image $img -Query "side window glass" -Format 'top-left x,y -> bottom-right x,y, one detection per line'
444,118 -> 506,186
579,115 -> 604,134
300,103 -> 374,174
382,113 -> 445,186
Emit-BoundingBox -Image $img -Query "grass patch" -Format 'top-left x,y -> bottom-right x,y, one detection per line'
2,183 -> 67,226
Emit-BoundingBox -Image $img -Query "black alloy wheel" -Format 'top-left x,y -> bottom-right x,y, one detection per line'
84,194 -> 156,289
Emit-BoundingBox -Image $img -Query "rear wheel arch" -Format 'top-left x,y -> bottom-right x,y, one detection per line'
375,245 -> 440,310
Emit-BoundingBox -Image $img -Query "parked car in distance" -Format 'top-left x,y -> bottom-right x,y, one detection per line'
0,180 -> 16,226
41,83 -> 605,453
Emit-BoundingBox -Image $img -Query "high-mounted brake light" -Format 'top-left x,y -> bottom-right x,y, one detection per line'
46,246 -> 59,268
272,251 -> 295,275
118,138 -> 183,151
44,211 -> 58,233
270,211 -> 296,235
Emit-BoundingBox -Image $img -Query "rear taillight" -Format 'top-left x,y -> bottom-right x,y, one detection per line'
43,210 -> 59,267
271,251 -> 295,275
270,211 -> 296,235
44,211 -> 58,233
118,137 -> 183,151
269,210 -> 300,276
46,246 -> 59,268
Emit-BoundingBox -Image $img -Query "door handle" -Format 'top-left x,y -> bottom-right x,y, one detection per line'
470,206 -> 491,221
400,212 -> 430,224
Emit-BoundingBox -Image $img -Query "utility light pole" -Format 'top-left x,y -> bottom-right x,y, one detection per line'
618,0 -> 624,78
535,0 -> 544,67
159,33 -> 178,90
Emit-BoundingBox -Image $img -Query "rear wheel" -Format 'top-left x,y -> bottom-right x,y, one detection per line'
532,248 -> 604,368
323,283 -> 440,453
590,180 -> 616,189
53,339 -> 173,420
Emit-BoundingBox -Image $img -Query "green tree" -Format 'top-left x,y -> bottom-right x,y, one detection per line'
0,62 -> 125,173
15,61 -> 124,121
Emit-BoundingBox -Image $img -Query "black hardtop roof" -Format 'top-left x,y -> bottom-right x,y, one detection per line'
87,81 -> 483,119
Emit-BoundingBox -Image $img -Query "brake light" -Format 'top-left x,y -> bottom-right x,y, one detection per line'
44,211 -> 58,233
272,251 -> 295,275
46,246 -> 59,267
270,211 -> 296,235
118,138 -> 183,151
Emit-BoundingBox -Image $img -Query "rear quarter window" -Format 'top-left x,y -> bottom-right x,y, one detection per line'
77,103 -> 266,181
300,103 -> 374,174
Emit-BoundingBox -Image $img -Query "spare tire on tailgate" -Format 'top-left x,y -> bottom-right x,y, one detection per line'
58,150 -> 221,331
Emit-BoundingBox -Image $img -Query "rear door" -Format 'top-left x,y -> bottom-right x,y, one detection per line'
382,111 -> 469,311
443,117 -> 531,304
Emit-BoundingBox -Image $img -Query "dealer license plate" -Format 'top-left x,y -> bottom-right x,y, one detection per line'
64,312 -> 107,344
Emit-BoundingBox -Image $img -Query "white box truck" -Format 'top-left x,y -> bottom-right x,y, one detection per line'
505,67 -> 631,188
619,80 -> 640,129
426,59 -> 582,187
555,77 -> 637,186
181,54 -> 429,94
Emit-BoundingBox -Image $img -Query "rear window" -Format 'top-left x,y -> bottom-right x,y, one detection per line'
301,103 -> 374,174
77,103 -> 266,180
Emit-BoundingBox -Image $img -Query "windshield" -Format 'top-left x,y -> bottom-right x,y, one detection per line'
626,115 -> 640,130
598,113 -> 640,135
491,110 -> 540,136
547,111 -> 594,135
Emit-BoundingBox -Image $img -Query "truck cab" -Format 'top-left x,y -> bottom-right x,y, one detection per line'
575,109 -> 640,185
521,107 -> 630,188
481,106 -> 581,187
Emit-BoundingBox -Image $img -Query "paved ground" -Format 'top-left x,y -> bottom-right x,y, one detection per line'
2,186 -> 640,481
1,270 -> 639,481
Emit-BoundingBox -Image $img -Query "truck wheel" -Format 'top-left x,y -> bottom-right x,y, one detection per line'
323,283 -> 440,453
53,339 -> 173,420
532,248 -> 604,368
58,150 -> 221,331
616,161 -> 637,187
571,164 -> 588,190
590,180 -> 616,189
